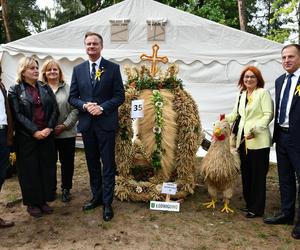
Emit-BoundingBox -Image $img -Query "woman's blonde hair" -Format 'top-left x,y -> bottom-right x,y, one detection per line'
16,56 -> 39,84
40,59 -> 65,83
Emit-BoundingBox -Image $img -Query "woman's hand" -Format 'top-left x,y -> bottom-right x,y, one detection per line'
33,128 -> 53,140
54,124 -> 66,136
41,128 -> 53,138
245,131 -> 255,140
33,131 -> 45,140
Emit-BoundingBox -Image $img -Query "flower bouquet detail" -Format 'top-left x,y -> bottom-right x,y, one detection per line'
151,90 -> 165,170
123,63 -> 183,91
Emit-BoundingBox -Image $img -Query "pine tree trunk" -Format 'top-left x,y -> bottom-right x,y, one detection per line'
1,0 -> 11,42
237,0 -> 247,31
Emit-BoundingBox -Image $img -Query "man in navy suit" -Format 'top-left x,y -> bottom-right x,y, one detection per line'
264,44 -> 300,239
69,32 -> 125,221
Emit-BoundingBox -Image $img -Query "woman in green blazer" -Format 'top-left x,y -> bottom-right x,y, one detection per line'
226,66 -> 274,218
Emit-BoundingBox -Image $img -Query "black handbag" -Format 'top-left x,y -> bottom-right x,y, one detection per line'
231,91 -> 242,135
201,137 -> 211,151
231,115 -> 241,135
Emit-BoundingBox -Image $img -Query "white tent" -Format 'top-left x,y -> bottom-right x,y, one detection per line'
0,0 -> 284,160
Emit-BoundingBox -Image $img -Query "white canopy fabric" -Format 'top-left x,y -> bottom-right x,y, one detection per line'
0,0 -> 284,161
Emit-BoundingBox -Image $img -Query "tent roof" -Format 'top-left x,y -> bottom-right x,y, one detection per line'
0,0 -> 283,64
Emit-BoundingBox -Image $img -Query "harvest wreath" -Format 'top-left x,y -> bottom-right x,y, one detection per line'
114,47 -> 204,202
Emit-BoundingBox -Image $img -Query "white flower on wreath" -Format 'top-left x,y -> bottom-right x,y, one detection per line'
135,186 -> 143,193
155,101 -> 163,108
155,184 -> 162,193
153,127 -> 162,134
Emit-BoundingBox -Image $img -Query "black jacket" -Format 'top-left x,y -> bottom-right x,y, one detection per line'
8,81 -> 59,136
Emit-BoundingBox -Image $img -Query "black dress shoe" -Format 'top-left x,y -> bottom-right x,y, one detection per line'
82,198 -> 102,211
264,213 -> 294,225
27,206 -> 43,218
292,227 -> 300,239
61,189 -> 71,203
103,205 -> 114,221
39,203 -> 54,214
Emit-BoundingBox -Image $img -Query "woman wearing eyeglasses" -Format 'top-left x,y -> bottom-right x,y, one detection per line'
8,56 -> 58,218
226,66 -> 274,219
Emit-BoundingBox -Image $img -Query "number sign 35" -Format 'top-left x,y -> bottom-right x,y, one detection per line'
131,99 -> 144,118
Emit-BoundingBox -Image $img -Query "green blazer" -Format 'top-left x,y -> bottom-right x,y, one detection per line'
226,88 -> 274,149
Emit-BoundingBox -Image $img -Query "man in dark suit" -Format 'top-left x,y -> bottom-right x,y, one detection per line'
69,32 -> 125,221
0,68 -> 15,228
264,44 -> 300,239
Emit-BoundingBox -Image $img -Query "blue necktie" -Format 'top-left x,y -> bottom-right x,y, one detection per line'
279,73 -> 294,125
91,63 -> 96,85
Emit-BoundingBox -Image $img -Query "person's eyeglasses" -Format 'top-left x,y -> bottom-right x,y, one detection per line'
244,75 -> 256,79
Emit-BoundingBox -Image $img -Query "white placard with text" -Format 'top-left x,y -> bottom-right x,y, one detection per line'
150,201 -> 180,212
131,99 -> 144,119
161,182 -> 177,195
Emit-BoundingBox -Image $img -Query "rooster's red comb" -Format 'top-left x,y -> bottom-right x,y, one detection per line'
220,114 -> 225,121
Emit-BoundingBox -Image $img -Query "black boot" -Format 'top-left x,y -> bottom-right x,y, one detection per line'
61,189 -> 71,202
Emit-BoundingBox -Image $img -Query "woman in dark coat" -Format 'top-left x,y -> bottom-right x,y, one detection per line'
8,56 -> 58,217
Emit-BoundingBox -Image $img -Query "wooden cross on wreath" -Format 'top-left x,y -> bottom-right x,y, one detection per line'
140,44 -> 168,76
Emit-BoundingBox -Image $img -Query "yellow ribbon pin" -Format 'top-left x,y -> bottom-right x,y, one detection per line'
295,85 -> 300,96
95,68 -> 104,81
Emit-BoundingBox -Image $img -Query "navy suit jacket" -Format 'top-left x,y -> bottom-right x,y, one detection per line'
273,73 -> 300,148
68,58 -> 125,132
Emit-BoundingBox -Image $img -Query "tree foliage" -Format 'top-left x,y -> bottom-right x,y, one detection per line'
46,0 -> 123,28
248,0 -> 299,43
1,0 -> 299,44
157,0 -> 240,29
0,0 -> 45,43
267,0 -> 299,43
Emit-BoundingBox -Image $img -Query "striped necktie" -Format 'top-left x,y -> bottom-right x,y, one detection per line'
91,63 -> 97,85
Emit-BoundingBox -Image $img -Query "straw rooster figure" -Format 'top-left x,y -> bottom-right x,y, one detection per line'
200,114 -> 240,213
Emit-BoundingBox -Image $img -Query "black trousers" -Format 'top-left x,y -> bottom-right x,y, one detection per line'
82,121 -> 116,205
239,142 -> 270,216
0,126 -> 10,190
16,132 -> 56,206
54,137 -> 76,190
276,130 -> 300,219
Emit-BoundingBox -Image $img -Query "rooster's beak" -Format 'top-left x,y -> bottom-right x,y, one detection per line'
214,127 -> 222,137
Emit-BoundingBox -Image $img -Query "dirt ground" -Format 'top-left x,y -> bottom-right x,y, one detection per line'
1,149 -> 300,250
